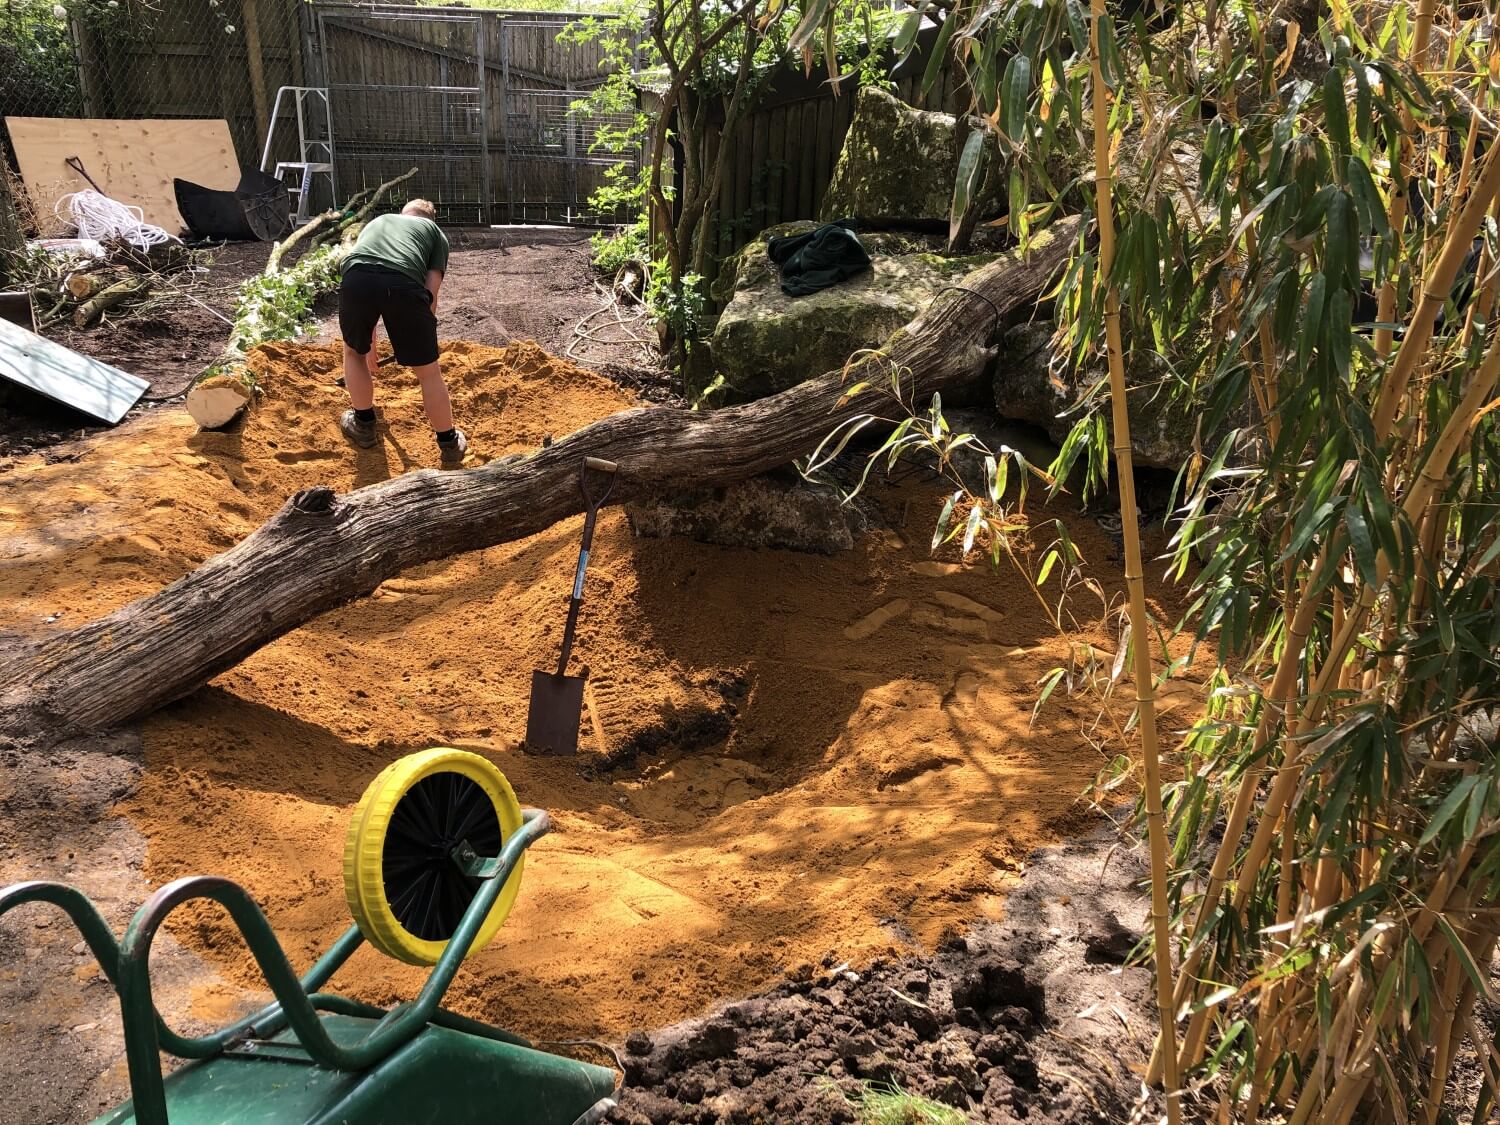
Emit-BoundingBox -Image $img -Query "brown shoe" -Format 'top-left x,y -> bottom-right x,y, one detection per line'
339,410 -> 378,449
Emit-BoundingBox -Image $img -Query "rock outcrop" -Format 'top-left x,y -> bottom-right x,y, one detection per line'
708,222 -> 998,400
819,86 -> 1005,227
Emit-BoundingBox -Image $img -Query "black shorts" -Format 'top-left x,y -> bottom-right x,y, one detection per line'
338,264 -> 439,367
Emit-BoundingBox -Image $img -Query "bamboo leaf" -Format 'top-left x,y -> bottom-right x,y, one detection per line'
1419,775 -> 1478,847
1064,0 -> 1088,55
789,0 -> 834,59
1463,775 -> 1487,840
1434,912 -> 1490,1000
1228,186 -> 1288,251
1298,273 -> 1328,371
1346,158 -> 1389,238
1345,504 -> 1378,588
1327,287 -> 1353,380
1037,548 -> 1059,587
950,129 -> 988,246
1031,666 -> 1066,724
893,6 -> 924,66
1097,11 -> 1124,89
923,7 -> 958,95
1001,54 -> 1032,144
1323,67 -> 1351,163
1322,189 -> 1354,287
962,502 -> 983,556
1352,57 -> 1373,138
932,491 -> 960,551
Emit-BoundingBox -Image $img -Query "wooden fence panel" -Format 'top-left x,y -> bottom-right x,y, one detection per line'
72,2 -> 630,223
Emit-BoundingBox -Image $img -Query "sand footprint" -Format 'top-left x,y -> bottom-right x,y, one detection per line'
944,670 -> 982,711
843,598 -> 910,640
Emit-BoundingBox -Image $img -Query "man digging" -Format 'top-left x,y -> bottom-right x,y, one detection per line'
337,198 -> 468,465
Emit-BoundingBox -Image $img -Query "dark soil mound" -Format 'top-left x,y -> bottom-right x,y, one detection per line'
609,826 -> 1158,1124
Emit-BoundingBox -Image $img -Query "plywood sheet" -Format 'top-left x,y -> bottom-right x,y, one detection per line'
0,315 -> 148,424
4,117 -> 240,234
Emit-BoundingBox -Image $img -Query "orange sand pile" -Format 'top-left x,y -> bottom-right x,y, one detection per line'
0,339 -> 1192,1041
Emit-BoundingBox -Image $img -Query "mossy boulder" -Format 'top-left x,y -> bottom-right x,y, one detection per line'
984,321 -> 1242,471
992,322 -> 1236,471
707,221 -> 999,401
820,86 -> 1005,227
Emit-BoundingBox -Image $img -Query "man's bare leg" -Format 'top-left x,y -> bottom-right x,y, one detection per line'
343,343 -> 376,411
412,361 -> 454,432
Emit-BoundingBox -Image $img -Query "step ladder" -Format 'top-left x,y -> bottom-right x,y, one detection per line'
260,87 -> 336,225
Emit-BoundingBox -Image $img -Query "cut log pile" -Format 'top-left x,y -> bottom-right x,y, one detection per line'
23,236 -> 203,329
0,215 -> 1083,744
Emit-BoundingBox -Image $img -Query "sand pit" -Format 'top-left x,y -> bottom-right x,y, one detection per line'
0,339 -> 1190,1046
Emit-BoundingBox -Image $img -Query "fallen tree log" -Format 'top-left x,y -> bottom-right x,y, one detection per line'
0,215 -> 1081,742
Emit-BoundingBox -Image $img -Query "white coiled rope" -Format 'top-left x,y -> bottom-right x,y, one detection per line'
55,189 -> 178,253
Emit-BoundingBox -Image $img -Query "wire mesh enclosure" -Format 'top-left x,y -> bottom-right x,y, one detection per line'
313,7 -> 490,224
2,0 -> 641,228
499,18 -> 637,225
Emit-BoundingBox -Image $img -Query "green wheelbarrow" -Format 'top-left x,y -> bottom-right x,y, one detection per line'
0,749 -> 617,1125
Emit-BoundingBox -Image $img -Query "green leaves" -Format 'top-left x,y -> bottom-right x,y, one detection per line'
788,0 -> 834,67
1322,67 -> 1352,164
999,53 -> 1031,146
950,128 -> 989,246
922,6 -> 958,95
892,5 -> 924,68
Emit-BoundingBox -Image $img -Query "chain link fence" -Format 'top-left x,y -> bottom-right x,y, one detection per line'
3,0 -> 307,240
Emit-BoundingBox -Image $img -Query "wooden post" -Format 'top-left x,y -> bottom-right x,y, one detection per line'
70,18 -> 106,117
242,0 -> 272,150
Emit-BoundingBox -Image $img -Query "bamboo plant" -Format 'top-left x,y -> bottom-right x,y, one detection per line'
806,0 -> 1500,1118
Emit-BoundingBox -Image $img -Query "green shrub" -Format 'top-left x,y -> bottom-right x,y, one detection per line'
589,217 -> 649,274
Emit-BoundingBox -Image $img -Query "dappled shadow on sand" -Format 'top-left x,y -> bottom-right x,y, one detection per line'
124,477 -> 1194,1045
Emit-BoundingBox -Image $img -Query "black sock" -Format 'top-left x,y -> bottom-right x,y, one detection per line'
435,428 -> 457,444
354,407 -> 376,425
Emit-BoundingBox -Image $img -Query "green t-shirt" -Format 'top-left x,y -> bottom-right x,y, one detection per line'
343,214 -> 450,287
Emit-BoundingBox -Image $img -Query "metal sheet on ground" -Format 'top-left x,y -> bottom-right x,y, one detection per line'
4,117 -> 240,233
0,317 -> 148,424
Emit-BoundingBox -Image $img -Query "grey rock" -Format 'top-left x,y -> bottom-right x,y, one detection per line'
625,474 -> 872,555
707,220 -> 1001,401
820,86 -> 1005,226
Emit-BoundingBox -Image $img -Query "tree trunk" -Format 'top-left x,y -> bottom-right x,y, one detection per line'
0,216 -> 1081,742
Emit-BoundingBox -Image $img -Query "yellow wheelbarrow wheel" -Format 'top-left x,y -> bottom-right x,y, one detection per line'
343,748 -> 525,966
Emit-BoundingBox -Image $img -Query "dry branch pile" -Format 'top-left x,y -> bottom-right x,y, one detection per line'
18,237 -> 205,330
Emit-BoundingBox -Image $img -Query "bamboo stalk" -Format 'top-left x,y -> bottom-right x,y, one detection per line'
1183,314 -> 1500,1103
1373,0 -> 1439,362
1089,2 -> 1181,1120
1159,551 -> 1329,1082
1373,142 -> 1500,441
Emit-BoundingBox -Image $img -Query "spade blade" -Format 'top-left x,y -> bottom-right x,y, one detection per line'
525,670 -> 586,756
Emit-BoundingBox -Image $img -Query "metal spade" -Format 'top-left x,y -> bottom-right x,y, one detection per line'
524,456 -> 618,755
